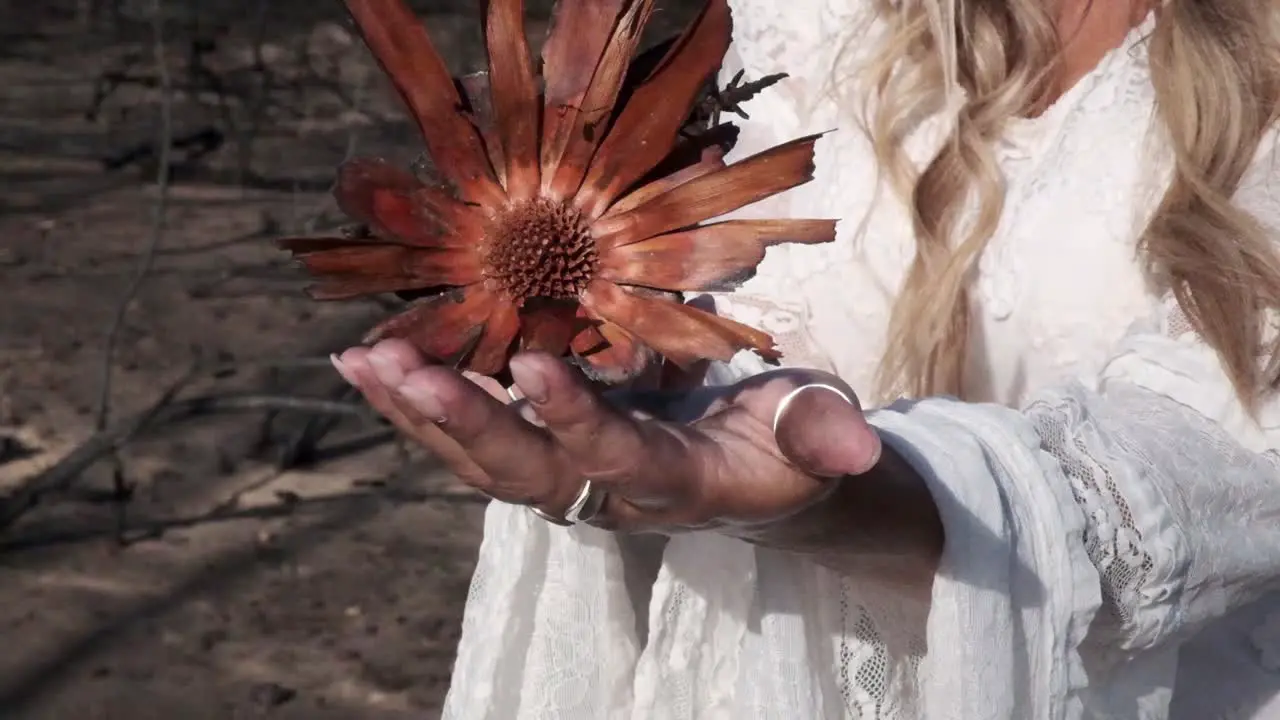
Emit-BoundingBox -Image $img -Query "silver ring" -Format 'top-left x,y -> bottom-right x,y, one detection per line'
528,479 -> 606,527
505,384 -> 520,402
771,383 -> 854,436
528,504 -> 574,527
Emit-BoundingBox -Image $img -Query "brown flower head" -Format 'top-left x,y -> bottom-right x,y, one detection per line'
279,0 -> 835,382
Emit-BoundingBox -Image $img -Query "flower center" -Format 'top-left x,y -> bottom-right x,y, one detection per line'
483,198 -> 598,304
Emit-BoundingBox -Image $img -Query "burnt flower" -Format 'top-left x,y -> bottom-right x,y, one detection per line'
279,0 -> 835,382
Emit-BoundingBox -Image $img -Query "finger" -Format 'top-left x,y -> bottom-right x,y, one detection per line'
396,365 -> 575,506
366,338 -> 427,380
771,385 -> 880,477
366,338 -> 476,437
508,352 -> 704,504
463,370 -> 523,403
460,371 -> 544,427
335,344 -> 487,482
728,373 -> 880,478
590,492 -> 722,533
588,494 -> 657,532
334,345 -> 422,427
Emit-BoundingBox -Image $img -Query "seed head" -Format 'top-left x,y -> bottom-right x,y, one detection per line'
483,199 -> 597,303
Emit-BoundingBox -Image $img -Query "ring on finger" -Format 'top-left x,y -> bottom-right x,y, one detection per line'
505,384 -> 521,402
771,383 -> 854,437
528,479 -> 608,527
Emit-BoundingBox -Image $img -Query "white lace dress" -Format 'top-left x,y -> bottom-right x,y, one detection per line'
441,1 -> 1280,718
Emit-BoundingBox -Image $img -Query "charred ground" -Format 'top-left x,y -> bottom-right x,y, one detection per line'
0,0 -> 692,717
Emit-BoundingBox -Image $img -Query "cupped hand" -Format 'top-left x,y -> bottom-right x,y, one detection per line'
332,338 -> 883,531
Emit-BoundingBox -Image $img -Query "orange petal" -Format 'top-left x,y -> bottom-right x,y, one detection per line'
336,158 -> 483,248
519,300 -> 586,356
604,135 -> 730,217
539,0 -> 626,192
466,300 -> 521,375
541,0 -> 625,110
581,280 -> 778,367
457,72 -> 506,188
335,158 -> 424,242
282,237 -> 479,280
343,0 -> 504,205
574,0 -> 731,218
569,319 -> 654,383
414,185 -> 493,243
543,0 -> 656,200
484,0 -> 541,200
276,236 -> 370,255
281,238 -> 481,300
364,287 -> 496,362
618,30 -> 679,86
306,277 -> 444,301
599,219 -> 836,291
592,133 -> 826,249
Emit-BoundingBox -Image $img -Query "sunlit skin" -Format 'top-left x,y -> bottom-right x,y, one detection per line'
332,0 -> 1152,591
1051,0 -> 1154,112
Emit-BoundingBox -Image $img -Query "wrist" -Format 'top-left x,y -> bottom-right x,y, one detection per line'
722,441 -> 943,595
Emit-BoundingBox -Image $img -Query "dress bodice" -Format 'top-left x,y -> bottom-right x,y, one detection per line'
716,0 -> 1160,407
441,3 -> 1280,718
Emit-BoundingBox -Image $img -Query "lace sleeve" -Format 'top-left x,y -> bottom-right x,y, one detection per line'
856,297 -> 1280,718
859,134 -> 1280,719
1026,298 -> 1280,649
1026,131 -> 1280,660
1016,294 -> 1280,719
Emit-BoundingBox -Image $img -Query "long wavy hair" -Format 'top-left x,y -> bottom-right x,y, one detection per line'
861,0 -> 1280,409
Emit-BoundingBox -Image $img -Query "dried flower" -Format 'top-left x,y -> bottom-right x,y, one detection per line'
279,0 -> 834,382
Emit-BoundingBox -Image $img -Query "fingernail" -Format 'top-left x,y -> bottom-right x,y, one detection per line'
397,384 -> 447,423
367,351 -> 403,387
851,434 -> 883,476
509,356 -> 549,404
330,354 -> 358,387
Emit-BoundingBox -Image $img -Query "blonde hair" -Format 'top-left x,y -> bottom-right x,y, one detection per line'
861,0 -> 1280,409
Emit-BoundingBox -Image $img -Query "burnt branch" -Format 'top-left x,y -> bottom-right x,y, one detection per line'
92,0 -> 176,541
84,0 -> 346,187
102,126 -> 225,172
0,356 -> 371,533
0,483 -> 486,554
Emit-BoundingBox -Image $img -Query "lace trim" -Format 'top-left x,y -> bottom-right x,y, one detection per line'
1026,396 -> 1160,654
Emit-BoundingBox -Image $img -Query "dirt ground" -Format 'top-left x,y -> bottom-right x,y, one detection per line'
0,1 -> 695,716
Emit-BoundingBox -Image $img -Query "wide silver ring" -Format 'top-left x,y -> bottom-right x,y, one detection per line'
771,383 -> 854,437
505,384 -> 520,402
528,479 -> 606,527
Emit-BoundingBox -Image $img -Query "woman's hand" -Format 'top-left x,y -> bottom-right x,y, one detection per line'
332,338 -> 886,531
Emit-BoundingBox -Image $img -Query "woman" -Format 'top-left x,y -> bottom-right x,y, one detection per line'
332,0 -> 1280,716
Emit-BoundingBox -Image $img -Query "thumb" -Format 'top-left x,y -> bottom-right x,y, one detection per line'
771,384 -> 881,478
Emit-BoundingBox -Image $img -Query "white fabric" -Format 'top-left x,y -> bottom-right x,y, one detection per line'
441,0 -> 1280,717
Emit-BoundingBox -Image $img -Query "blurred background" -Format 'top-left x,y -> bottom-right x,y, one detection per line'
0,0 -> 690,717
